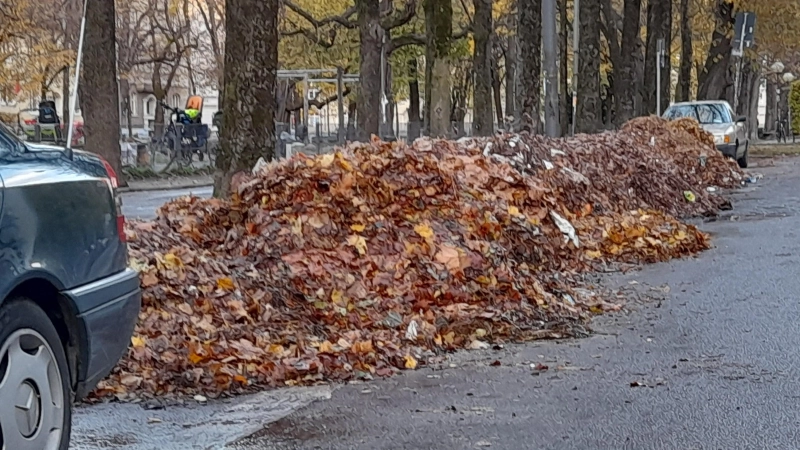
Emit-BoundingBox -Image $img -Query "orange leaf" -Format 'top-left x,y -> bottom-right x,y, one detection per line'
188,350 -> 204,364
351,340 -> 375,354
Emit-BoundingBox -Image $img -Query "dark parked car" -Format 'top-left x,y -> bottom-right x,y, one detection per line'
0,123 -> 141,449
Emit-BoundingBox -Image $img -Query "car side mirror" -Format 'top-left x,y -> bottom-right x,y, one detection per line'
736,116 -> 747,123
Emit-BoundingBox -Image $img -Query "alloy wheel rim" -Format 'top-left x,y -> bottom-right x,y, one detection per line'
0,329 -> 65,450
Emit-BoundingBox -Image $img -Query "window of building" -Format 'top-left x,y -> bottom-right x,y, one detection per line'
130,93 -> 138,116
172,94 -> 181,108
145,96 -> 156,117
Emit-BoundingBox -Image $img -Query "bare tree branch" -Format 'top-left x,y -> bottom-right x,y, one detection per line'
285,87 -> 353,112
283,0 -> 358,29
387,26 -> 470,54
381,0 -> 417,30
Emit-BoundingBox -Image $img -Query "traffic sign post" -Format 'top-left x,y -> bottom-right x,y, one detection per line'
732,12 -> 756,113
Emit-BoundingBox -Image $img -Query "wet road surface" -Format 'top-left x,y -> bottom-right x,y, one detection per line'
228,157 -> 800,450
121,186 -> 212,220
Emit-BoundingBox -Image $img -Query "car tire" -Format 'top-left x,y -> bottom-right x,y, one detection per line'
737,143 -> 749,169
0,299 -> 71,450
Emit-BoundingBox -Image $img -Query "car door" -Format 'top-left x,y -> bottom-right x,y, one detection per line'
730,104 -> 747,144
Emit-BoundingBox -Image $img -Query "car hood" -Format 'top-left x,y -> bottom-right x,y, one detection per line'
701,123 -> 734,135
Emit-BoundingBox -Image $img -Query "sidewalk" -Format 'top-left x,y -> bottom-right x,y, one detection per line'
119,174 -> 214,193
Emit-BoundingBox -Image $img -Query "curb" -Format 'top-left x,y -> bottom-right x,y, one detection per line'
118,182 -> 214,193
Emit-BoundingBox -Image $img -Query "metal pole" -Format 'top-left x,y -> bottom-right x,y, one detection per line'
571,0 -> 579,135
302,73 -> 309,129
336,67 -> 345,143
543,0 -> 560,136
733,13 -> 748,114
656,39 -> 662,116
65,0 -> 88,159
380,34 -> 386,138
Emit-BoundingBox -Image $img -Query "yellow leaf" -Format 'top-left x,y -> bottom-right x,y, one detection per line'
319,153 -> 335,168
157,252 -> 183,269
291,216 -> 303,236
217,277 -> 235,290
434,334 -> 443,345
507,205 -> 521,216
414,223 -> 434,239
347,234 -> 367,255
331,289 -> 344,304
318,340 -> 335,353
338,158 -> 353,171
404,354 -> 418,369
131,336 -> 146,348
351,223 -> 366,232
585,250 -> 603,259
268,344 -> 285,356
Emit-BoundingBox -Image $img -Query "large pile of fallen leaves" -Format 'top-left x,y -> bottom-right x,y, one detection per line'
97,117 -> 742,400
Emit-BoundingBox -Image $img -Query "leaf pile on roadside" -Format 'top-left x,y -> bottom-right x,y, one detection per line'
97,118 -> 731,400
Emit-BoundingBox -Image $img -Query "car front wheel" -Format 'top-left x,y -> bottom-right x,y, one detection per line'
0,299 -> 71,450
737,142 -> 749,169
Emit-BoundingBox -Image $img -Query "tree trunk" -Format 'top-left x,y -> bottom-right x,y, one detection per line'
424,0 -> 453,137
576,0 -> 601,133
81,0 -> 125,186
643,0 -> 672,115
62,64 -> 71,143
558,0 -> 568,135
744,61 -> 760,140
765,77 -> 777,132
505,17 -> 518,124
519,0 -> 542,132
675,0 -> 692,102
40,67 -> 49,100
615,0 -> 642,124
408,58 -> 422,140
356,0 -> 382,141
346,100 -> 358,140
472,0 -> 493,136
736,57 -> 754,116
213,0 -> 278,197
697,0 -> 734,101
491,46 -> 504,126
385,64 -> 395,138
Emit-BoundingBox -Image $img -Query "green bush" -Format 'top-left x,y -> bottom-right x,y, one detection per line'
790,81 -> 800,134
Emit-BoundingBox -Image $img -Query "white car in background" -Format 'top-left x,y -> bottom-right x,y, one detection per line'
662,100 -> 750,168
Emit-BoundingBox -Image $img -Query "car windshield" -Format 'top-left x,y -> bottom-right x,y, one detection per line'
663,103 -> 731,124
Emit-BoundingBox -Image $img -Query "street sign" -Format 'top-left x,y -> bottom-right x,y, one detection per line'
732,12 -> 756,56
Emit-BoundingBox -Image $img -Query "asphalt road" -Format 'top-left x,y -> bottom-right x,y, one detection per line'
121,186 -> 212,220
227,158 -> 800,450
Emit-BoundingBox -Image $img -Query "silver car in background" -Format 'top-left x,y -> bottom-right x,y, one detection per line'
662,100 -> 750,168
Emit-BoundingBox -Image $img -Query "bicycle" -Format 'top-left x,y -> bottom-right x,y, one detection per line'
154,101 -> 213,170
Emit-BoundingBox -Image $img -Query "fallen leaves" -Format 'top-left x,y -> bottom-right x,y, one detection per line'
96,118 -> 741,401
